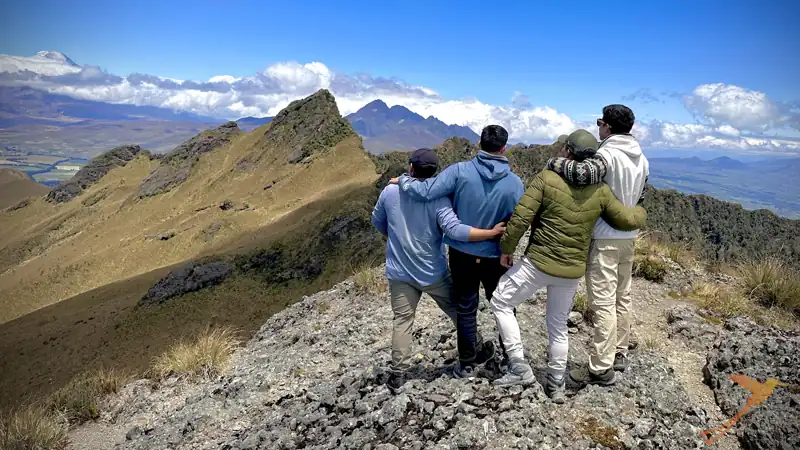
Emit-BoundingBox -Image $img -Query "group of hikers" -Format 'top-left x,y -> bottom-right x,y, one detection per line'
371,104 -> 650,403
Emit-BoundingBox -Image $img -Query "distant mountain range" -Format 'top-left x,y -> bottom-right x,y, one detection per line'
345,100 -> 479,154
0,86 -> 478,156
647,156 -> 800,219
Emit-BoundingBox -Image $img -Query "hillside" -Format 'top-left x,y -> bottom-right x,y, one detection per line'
346,100 -> 480,154
0,167 -> 50,209
0,89 -> 386,406
647,156 -> 800,219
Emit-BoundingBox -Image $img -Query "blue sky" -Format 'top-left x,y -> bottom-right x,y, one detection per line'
1,0 -> 799,151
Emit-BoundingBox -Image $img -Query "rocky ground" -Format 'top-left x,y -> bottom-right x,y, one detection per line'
65,247 -> 798,449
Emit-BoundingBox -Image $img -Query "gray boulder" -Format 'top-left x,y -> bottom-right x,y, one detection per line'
704,317 -> 800,450
140,260 -> 232,305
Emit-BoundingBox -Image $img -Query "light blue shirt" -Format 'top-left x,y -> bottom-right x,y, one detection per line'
398,151 -> 524,258
372,183 -> 472,286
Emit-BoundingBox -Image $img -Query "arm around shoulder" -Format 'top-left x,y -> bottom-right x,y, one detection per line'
600,185 -> 647,231
398,164 -> 458,201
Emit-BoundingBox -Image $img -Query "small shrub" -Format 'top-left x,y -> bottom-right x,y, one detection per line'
0,407 -> 67,450
219,199 -> 234,211
352,265 -> 387,295
736,258 -> 800,313
152,326 -> 239,380
579,417 -> 623,450
641,334 -> 661,350
316,300 -> 331,313
572,291 -> 588,314
48,368 -> 130,424
633,254 -> 668,282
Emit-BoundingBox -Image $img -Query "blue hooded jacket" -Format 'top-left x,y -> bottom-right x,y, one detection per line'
398,151 -> 524,258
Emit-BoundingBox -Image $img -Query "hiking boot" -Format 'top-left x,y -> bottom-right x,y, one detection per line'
493,357 -> 534,387
545,373 -> 566,404
473,341 -> 497,366
569,366 -> 616,386
386,372 -> 406,392
613,353 -> 629,372
452,362 -> 478,379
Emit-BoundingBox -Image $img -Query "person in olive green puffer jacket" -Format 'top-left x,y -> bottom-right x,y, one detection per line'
489,129 -> 646,404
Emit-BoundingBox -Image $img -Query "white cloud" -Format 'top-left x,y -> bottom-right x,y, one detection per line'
684,83 -> 781,131
1,51 -> 798,152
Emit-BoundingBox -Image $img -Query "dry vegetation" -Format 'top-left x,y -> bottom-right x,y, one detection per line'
48,368 -> 131,424
689,259 -> 800,329
0,407 -> 67,450
352,263 -> 388,295
151,326 -> 240,380
633,232 -> 695,282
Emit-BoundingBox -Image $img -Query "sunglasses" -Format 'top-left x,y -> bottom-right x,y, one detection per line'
596,119 -> 607,127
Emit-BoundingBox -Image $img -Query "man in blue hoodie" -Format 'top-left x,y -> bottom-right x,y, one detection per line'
395,126 -> 525,377
372,148 -> 507,389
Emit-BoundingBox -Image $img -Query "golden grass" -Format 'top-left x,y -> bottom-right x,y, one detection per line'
151,327 -> 240,380
636,232 -> 695,267
0,407 -> 67,450
47,368 -> 131,424
352,264 -> 387,295
641,333 -> 662,350
572,291 -> 588,314
690,279 -> 798,329
736,258 -> 800,313
633,254 -> 669,283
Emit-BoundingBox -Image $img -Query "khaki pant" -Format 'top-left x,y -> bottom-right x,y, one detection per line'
587,238 -> 636,373
389,276 -> 457,372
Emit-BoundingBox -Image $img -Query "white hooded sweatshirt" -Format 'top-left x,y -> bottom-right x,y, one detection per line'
592,134 -> 650,240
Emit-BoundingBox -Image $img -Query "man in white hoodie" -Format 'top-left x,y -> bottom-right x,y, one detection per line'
570,104 -> 649,386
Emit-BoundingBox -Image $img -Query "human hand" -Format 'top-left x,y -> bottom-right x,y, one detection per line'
492,222 -> 507,237
500,254 -> 514,268
389,177 -> 400,185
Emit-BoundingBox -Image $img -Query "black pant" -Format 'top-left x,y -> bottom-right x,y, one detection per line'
449,247 -> 509,364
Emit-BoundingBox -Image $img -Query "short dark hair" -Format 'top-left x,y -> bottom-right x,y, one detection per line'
602,105 -> 635,134
411,163 -> 437,179
480,125 -> 509,153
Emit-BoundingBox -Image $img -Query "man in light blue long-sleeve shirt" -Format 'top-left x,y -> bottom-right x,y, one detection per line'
372,148 -> 505,389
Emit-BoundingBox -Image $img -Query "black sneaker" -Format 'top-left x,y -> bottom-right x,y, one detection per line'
473,341 -> 497,366
452,362 -> 478,379
569,366 -> 616,386
386,372 -> 405,392
613,353 -> 629,372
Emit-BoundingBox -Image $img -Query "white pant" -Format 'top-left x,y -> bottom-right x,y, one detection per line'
490,257 -> 579,378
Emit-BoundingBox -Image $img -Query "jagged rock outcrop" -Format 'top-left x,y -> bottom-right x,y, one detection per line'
236,89 -> 356,169
110,272 -> 708,450
666,305 -> 720,351
140,261 -> 232,305
46,145 -> 143,203
704,317 -> 800,450
138,122 -> 240,198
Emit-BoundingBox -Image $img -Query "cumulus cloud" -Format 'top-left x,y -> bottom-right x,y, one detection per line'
684,83 -> 783,131
1,51 -> 798,152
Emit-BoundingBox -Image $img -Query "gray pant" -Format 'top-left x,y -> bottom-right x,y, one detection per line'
389,275 -> 457,372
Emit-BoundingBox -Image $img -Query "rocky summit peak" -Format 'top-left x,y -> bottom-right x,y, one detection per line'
241,89 -> 357,167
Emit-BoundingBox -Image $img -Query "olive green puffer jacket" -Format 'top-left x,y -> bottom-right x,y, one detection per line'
500,169 -> 646,279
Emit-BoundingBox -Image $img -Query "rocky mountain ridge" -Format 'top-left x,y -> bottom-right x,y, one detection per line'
67,239 -> 799,450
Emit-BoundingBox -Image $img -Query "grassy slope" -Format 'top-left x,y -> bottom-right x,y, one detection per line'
0,168 -> 50,209
0,125 -> 375,323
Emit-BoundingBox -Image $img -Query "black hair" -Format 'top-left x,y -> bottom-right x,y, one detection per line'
602,104 -> 635,134
480,125 -> 509,153
411,163 -> 437,179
